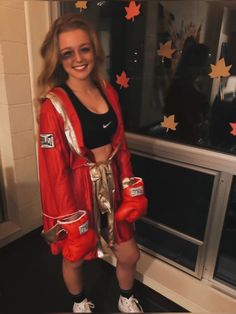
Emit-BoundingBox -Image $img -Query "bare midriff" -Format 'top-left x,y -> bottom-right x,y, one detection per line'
91,143 -> 113,163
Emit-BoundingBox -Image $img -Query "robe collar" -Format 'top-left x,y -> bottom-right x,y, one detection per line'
46,84 -> 121,162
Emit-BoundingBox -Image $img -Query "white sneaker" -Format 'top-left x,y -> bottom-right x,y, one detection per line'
118,295 -> 143,313
73,298 -> 95,313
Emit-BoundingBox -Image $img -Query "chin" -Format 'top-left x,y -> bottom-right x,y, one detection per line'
75,75 -> 91,81
72,69 -> 93,81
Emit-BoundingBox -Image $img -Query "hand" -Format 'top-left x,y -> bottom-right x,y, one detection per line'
115,177 -> 148,223
57,211 -> 97,262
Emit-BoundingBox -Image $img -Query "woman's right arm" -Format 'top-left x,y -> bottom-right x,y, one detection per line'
38,99 -> 78,231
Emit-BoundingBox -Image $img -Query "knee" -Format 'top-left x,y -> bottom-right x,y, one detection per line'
118,246 -> 140,266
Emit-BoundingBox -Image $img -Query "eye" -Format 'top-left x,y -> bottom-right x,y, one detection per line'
80,46 -> 91,53
60,50 -> 74,60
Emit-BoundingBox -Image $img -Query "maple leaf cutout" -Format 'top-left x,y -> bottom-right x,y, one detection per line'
116,71 -> 130,89
209,58 -> 232,78
125,1 -> 141,22
161,115 -> 178,132
157,40 -> 176,59
75,1 -> 88,12
229,122 -> 236,136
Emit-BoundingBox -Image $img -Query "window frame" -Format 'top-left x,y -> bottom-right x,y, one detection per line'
128,132 -> 235,294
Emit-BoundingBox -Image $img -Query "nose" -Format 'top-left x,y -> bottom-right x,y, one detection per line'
74,50 -> 83,62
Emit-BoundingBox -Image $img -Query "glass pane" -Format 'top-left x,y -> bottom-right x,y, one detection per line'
132,154 -> 214,241
61,0 -> 236,156
136,220 -> 198,271
214,176 -> 236,287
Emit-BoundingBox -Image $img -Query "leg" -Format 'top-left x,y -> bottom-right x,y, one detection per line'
62,258 -> 94,313
113,237 -> 140,290
62,257 -> 84,294
113,238 -> 143,313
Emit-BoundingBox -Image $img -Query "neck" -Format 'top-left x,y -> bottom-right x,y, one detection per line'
66,78 -> 95,93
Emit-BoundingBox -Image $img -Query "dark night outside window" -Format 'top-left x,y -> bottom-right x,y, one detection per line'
135,220 -> 198,271
131,154 -> 214,241
131,153 -> 213,271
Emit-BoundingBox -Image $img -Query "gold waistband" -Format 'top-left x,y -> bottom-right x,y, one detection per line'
88,160 -> 115,248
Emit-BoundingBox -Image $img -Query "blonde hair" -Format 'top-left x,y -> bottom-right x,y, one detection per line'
37,13 -> 106,102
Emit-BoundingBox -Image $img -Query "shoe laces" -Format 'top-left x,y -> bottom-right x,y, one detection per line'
84,300 -> 95,311
73,299 -> 95,313
122,295 -> 143,312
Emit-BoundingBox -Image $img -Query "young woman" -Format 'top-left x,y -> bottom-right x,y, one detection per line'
37,13 -> 147,313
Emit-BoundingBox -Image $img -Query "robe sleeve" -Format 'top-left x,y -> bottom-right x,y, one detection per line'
38,98 -> 78,232
108,84 -> 134,181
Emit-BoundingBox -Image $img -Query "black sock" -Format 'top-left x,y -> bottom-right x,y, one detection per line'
120,288 -> 134,299
72,291 -> 86,303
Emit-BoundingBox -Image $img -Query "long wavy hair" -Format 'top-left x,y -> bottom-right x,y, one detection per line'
37,13 -> 105,102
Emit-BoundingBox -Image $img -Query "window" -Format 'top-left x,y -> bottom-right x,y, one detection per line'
136,220 -> 198,271
60,0 -> 236,285
132,154 -> 214,240
61,0 -> 236,155
132,153 -> 214,273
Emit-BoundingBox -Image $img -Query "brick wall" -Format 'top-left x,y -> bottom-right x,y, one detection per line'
0,1 -> 51,246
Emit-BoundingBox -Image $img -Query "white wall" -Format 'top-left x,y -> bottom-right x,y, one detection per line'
0,1 -> 51,247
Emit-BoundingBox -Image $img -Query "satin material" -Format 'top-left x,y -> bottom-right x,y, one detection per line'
88,160 -> 115,248
38,83 -> 134,257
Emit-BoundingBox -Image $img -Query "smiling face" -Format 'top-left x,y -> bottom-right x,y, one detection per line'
58,28 -> 95,84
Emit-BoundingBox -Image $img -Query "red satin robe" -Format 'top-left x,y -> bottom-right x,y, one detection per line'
38,83 -> 134,256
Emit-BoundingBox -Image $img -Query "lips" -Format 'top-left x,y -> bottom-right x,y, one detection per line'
72,64 -> 88,71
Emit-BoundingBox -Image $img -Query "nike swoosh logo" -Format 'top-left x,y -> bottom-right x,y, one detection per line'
103,121 -> 112,128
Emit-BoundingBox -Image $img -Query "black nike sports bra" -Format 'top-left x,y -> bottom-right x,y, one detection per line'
60,83 -> 118,149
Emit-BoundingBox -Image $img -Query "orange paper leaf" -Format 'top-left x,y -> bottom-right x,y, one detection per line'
125,1 -> 141,22
157,40 -> 176,59
161,115 -> 178,132
209,58 -> 232,78
229,122 -> 236,136
75,0 -> 88,12
116,71 -> 130,89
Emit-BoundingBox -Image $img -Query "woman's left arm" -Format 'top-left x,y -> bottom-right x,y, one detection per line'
108,84 -> 133,182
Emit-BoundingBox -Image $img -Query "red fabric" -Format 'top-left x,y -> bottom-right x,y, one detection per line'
58,211 -> 98,262
38,83 -> 134,257
115,178 -> 148,222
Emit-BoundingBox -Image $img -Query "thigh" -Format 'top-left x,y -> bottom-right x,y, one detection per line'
113,237 -> 140,264
63,256 -> 84,270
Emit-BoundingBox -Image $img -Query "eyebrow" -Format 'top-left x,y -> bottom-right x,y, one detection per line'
59,43 -> 91,53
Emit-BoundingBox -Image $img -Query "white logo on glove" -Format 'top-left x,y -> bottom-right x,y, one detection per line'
79,221 -> 89,235
130,186 -> 144,197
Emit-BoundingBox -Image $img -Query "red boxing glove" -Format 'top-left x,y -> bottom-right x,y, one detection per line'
115,177 -> 148,223
57,211 -> 97,262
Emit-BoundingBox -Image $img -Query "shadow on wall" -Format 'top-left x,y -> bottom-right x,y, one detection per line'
0,166 -> 41,232
0,167 -> 19,223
